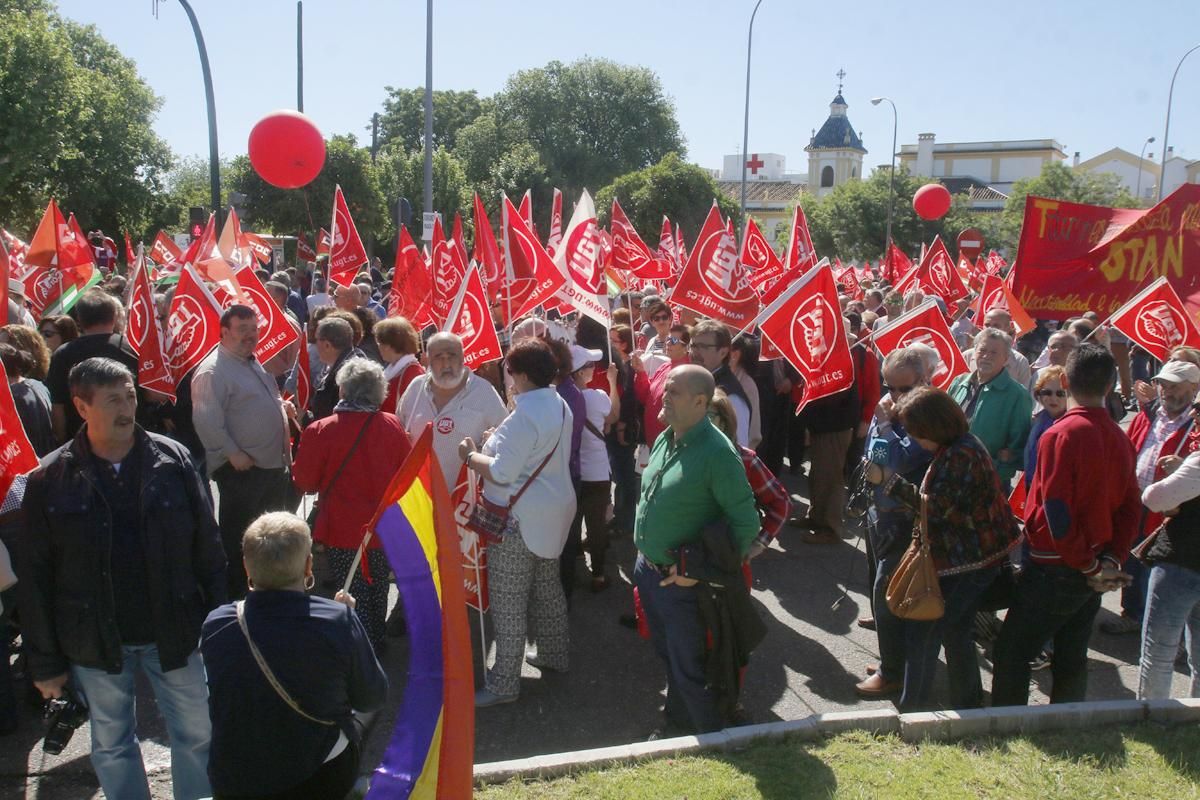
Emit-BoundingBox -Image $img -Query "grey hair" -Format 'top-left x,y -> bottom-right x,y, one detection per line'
904,342 -> 940,378
973,326 -> 1012,353
337,357 -> 386,409
316,317 -> 353,351
883,347 -> 928,381
426,331 -> 464,353
242,512 -> 311,590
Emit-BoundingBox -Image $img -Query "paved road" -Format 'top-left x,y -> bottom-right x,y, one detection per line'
3,467 -> 1192,798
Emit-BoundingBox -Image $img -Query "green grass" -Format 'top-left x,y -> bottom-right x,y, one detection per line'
475,723 -> 1200,799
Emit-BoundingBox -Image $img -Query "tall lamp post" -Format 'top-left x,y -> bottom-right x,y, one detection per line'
174,0 -> 221,225
1136,136 -> 1155,203
738,0 -> 765,245
871,96 -> 898,257
1158,43 -> 1200,202
423,0 -> 434,243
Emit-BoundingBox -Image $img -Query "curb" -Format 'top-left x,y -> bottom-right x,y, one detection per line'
473,698 -> 1200,784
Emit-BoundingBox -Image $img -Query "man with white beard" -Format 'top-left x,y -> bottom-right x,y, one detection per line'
395,332 -> 507,490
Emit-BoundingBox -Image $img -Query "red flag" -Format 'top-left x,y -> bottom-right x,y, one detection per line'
471,194 -> 503,294
501,194 -> 566,321
1106,276 -> 1200,362
552,191 -> 609,325
451,212 -> 469,269
163,264 -> 223,381
296,232 -> 317,262
547,188 -> 563,254
241,232 -> 275,268
21,200 -> 70,317
62,213 -> 97,289
0,237 -> 10,316
390,226 -> 433,325
986,249 -> 1006,276
518,190 -> 535,236
668,202 -> 758,328
328,185 -> 368,287
742,217 -> 786,292
784,205 -> 818,274
126,251 -> 177,401
973,273 -> 1036,337
969,255 -> 990,289
444,263 -> 502,369
611,199 -> 669,279
316,228 -> 332,257
450,464 -> 489,612
428,217 -> 466,328
150,230 -> 183,269
293,341 -> 312,419
895,236 -> 969,304
873,300 -> 970,390
836,263 -> 863,300
1009,478 -> 1027,518
214,267 -> 302,364
1,229 -> 27,274
0,360 -> 40,501
123,232 -> 136,266
658,216 -> 678,276
676,223 -> 687,272
755,262 -> 854,412
884,242 -> 914,284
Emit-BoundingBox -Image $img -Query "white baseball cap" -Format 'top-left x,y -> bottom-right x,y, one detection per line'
8,278 -> 24,299
570,344 -> 602,373
1154,360 -> 1200,384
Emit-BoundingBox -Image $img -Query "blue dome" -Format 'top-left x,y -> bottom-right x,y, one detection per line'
809,115 -> 865,152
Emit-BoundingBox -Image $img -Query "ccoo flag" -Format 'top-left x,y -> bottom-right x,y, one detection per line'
366,425 -> 473,800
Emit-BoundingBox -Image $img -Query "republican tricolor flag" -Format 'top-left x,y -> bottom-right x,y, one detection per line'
364,425 -> 473,800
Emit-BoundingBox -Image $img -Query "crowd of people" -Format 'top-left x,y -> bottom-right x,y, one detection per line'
1,253 -> 1198,799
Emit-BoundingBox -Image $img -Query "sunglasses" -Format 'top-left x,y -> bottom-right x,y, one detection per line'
883,384 -> 914,394
1036,389 -> 1067,398
666,336 -> 682,346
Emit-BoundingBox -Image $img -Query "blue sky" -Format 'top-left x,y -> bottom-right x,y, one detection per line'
59,0 -> 1199,180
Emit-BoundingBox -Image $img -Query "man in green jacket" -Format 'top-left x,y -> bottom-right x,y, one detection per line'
948,328 -> 1033,488
634,365 -> 759,735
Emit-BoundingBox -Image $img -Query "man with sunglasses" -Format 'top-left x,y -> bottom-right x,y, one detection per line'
854,348 -> 934,697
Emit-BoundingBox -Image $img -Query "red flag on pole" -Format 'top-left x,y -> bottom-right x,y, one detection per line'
390,225 -> 433,325
973,273 -> 1036,337
668,202 -> 758,329
1105,276 -> 1200,361
471,193 -> 503,294
150,230 -> 183,268
873,300 -> 970,390
328,185 -> 368,288
895,235 -> 969,304
741,217 -> 786,293
501,194 -> 566,321
163,264 -> 224,382
21,200 -> 70,317
293,341 -> 312,418
552,191 -> 609,325
754,261 -> 854,412
316,228 -> 332,257
884,242 -> 913,284
429,216 -> 466,328
611,199 -> 669,279
0,360 -> 40,501
547,189 -> 563,254
836,263 -> 863,300
127,250 -> 177,401
214,266 -> 302,364
123,232 -> 136,267
451,212 -> 469,269
296,232 -> 317,262
784,204 -> 818,275
658,216 -> 678,277
443,263 -> 502,369
518,190 -> 534,236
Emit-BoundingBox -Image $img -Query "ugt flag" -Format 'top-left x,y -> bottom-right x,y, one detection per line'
873,299 -> 969,391
1106,276 -> 1200,362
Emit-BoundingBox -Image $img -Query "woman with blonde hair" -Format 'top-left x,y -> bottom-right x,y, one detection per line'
0,324 -> 51,380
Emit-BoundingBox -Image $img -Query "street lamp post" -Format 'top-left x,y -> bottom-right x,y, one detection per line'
296,1 -> 304,112
175,0 -> 221,226
1136,136 -> 1155,203
738,0 -> 765,245
1158,43 -> 1200,202
423,0 -> 434,243
871,96 -> 898,257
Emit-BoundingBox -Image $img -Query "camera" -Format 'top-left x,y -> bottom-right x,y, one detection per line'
42,686 -> 89,755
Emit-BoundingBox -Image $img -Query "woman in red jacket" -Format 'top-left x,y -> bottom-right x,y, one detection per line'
375,316 -> 425,415
293,357 -> 412,651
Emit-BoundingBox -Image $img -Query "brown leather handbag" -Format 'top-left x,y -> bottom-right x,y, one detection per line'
886,491 -> 945,621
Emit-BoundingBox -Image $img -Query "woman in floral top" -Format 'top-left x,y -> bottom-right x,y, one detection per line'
865,386 -> 1021,710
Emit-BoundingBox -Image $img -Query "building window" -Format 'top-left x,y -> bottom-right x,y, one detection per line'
851,166 -> 857,178
821,166 -> 834,187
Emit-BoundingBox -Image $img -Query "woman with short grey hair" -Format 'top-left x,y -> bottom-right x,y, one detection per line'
293,359 -> 413,650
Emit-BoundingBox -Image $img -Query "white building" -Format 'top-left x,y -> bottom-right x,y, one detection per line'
1074,147 -> 1160,202
898,134 -> 1066,197
805,89 -> 867,198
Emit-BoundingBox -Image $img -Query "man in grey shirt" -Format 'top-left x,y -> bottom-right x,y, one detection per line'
192,305 -> 295,598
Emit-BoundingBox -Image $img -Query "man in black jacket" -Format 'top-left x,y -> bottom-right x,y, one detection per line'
19,357 -> 226,800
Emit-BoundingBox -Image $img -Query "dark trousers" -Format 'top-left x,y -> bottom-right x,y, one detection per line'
634,555 -> 724,733
214,465 -> 293,599
757,389 -> 791,477
559,478 -> 584,602
215,740 -> 359,800
572,480 -> 612,577
1119,537 -> 1153,621
992,562 -> 1102,706
607,441 -> 638,533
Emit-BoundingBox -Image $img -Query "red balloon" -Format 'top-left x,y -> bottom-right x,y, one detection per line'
912,183 -> 952,220
248,110 -> 326,189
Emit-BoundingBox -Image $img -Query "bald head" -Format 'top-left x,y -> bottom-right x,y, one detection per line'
660,365 -> 715,435
334,283 -> 361,311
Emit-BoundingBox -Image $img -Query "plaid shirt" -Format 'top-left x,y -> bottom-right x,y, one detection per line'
739,446 -> 790,547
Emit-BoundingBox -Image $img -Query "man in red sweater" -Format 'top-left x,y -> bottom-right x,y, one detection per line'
992,343 -> 1141,706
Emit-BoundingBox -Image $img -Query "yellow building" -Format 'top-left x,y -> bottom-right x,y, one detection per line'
897,134 -> 1066,196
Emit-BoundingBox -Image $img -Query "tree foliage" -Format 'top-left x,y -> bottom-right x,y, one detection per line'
375,145 -> 471,241
376,88 -> 487,153
0,0 -> 172,237
596,153 -> 740,246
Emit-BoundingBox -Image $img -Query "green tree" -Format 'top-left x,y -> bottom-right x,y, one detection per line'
996,161 -> 1137,253
228,135 -> 386,241
375,145 -> 471,241
376,88 -> 487,153
595,153 -> 740,245
0,0 -> 172,236
495,58 -> 685,194
454,112 -> 551,220
140,155 -> 236,236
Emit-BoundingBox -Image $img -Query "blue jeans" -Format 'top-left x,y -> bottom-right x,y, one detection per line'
607,440 -> 638,533
895,566 -> 998,711
992,562 -> 1102,706
634,555 -> 724,733
71,646 -> 212,800
870,518 -> 911,683
1138,562 -> 1200,699
1120,541 -> 1153,621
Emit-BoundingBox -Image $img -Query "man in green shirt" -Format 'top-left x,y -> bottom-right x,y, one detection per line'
634,364 -> 759,734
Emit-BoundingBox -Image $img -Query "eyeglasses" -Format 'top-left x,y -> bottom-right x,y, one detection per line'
1036,389 -> 1067,398
883,384 -> 914,394
652,314 -> 671,322
688,341 -> 719,351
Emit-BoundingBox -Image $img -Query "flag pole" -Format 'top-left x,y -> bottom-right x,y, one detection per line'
342,530 -> 373,595
467,469 -> 488,663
